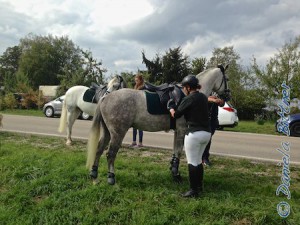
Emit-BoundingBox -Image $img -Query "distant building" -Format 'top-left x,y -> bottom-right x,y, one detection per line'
39,85 -> 59,100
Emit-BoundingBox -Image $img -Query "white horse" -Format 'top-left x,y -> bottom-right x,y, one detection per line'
58,75 -> 126,145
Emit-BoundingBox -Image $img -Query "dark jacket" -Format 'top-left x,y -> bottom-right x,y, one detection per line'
208,102 -> 219,129
174,92 -> 211,133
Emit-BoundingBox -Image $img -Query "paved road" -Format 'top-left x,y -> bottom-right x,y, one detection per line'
1,114 -> 299,165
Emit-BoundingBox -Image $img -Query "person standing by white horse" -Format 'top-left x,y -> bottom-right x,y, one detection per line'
168,75 -> 211,198
130,74 -> 145,148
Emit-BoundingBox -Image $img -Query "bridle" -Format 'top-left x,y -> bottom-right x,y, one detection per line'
215,65 -> 231,101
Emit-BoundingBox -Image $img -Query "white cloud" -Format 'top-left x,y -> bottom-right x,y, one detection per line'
0,0 -> 300,74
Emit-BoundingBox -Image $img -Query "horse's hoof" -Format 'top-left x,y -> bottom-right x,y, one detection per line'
107,172 -> 115,185
92,179 -> 99,185
171,167 -> 178,175
173,174 -> 183,184
90,170 -> 98,179
66,140 -> 72,146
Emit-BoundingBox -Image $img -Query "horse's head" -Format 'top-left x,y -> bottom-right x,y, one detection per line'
197,65 -> 231,101
106,75 -> 127,94
214,64 -> 231,101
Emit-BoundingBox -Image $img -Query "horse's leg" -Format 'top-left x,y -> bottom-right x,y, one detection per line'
90,121 -> 110,183
170,129 -> 185,183
66,107 -> 81,145
106,131 -> 127,185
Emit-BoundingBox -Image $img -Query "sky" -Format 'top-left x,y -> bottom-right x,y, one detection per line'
1,0 -> 300,76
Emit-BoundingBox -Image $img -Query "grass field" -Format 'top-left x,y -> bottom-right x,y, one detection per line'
0,132 -> 299,225
223,121 -> 279,136
0,109 -> 44,117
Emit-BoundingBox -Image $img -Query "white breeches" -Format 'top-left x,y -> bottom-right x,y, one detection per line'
184,131 -> 211,166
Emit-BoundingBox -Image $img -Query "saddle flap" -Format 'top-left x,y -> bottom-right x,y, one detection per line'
144,82 -> 170,92
83,84 -> 107,104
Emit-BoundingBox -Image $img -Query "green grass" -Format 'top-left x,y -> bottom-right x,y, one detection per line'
0,132 -> 299,225
223,120 -> 278,135
0,109 -> 44,117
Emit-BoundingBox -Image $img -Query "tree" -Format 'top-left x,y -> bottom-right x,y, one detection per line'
81,49 -> 106,85
57,49 -> 107,95
142,47 -> 190,84
252,36 -> 300,100
18,34 -> 62,89
191,57 -> 206,74
14,34 -> 105,95
0,46 -> 21,92
142,51 -> 163,83
208,46 -> 266,119
162,47 -> 190,83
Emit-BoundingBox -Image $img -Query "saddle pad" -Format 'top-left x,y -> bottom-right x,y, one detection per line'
145,91 -> 169,115
83,89 -> 97,103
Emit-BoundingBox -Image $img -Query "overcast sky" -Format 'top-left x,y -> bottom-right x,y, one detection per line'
1,0 -> 299,75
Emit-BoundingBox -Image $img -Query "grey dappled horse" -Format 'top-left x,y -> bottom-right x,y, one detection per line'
87,65 -> 230,185
58,75 -> 126,145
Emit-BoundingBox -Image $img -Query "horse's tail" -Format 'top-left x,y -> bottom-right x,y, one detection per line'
58,98 -> 67,133
86,103 -> 102,169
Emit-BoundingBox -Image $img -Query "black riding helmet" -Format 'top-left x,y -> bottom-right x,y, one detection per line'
181,75 -> 200,89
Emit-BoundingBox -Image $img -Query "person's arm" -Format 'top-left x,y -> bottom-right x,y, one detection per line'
208,96 -> 225,107
169,97 -> 190,118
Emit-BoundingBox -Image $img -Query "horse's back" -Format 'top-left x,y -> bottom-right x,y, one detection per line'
66,85 -> 89,95
100,89 -> 171,131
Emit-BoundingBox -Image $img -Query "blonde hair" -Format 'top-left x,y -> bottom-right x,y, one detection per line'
134,74 -> 144,90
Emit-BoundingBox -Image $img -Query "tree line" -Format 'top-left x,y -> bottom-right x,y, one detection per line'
0,33 -> 299,119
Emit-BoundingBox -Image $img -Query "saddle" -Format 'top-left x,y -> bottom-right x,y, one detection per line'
144,82 -> 185,130
144,82 -> 184,108
83,83 -> 107,104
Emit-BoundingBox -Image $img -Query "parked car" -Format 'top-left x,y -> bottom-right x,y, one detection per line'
218,102 -> 239,129
42,95 -> 92,120
276,113 -> 300,137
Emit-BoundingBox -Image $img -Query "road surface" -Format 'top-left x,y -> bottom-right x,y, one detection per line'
1,114 -> 299,165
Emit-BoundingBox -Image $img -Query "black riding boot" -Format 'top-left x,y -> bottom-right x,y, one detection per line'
197,163 -> 204,192
182,164 -> 199,198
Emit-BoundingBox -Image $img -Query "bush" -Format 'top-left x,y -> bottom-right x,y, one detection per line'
0,95 -> 4,110
254,114 -> 265,125
21,89 -> 37,109
36,91 -> 47,109
290,106 -> 300,114
3,93 -> 18,109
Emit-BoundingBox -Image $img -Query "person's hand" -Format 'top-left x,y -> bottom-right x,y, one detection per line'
215,98 -> 225,106
167,99 -> 176,110
170,108 -> 175,118
208,96 -> 217,102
